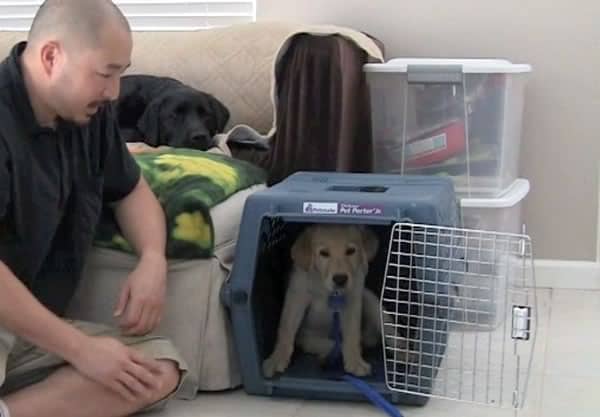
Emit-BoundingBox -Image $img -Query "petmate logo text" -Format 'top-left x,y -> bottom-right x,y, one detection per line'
303,202 -> 339,214
339,203 -> 383,216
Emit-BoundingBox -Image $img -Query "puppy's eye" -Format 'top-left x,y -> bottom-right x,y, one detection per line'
319,249 -> 330,258
346,247 -> 356,256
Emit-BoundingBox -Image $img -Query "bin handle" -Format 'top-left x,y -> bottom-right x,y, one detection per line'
407,64 -> 463,84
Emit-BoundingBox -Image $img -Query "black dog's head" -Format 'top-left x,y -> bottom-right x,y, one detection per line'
138,87 -> 229,150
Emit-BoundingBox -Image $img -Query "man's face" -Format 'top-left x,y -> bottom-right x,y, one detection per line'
49,27 -> 132,125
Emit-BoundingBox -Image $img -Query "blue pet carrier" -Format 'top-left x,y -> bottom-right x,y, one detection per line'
221,171 -> 538,411
221,172 -> 460,406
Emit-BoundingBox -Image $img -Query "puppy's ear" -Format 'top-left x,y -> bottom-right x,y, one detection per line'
291,227 -> 314,271
361,226 -> 379,261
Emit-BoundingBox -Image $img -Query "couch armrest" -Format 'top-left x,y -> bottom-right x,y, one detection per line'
230,32 -> 384,185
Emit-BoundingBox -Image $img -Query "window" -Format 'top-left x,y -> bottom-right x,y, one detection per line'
0,0 -> 256,31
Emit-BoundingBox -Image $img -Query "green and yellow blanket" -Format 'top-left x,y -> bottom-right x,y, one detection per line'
93,148 -> 266,259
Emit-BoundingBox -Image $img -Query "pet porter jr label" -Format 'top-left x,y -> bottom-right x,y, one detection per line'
303,202 -> 383,216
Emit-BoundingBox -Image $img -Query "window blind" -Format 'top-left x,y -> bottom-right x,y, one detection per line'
0,0 -> 256,31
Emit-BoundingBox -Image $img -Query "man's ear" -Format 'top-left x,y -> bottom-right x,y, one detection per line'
39,41 -> 61,77
291,227 -> 314,271
361,226 -> 379,262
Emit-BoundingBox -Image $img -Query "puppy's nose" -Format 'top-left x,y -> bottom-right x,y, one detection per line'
333,274 -> 348,287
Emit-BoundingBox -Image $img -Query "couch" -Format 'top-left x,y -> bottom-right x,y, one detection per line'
0,21 -> 384,400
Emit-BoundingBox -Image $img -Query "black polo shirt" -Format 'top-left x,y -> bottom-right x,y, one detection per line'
0,42 -> 141,316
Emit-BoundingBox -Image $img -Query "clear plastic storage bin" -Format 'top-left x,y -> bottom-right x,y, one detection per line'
460,177 -> 529,233
455,178 -> 530,329
364,58 -> 531,197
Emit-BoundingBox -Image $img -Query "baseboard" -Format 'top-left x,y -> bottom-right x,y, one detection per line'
533,259 -> 600,290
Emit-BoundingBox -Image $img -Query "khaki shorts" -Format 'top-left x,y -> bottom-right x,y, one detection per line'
0,320 -> 189,412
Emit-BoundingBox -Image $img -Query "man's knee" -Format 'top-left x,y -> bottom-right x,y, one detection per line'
134,359 -> 180,413
150,360 -> 180,403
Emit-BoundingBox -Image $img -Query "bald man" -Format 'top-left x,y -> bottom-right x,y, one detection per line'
0,1 -> 188,416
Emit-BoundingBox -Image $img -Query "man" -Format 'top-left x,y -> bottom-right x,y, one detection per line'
0,1 -> 188,416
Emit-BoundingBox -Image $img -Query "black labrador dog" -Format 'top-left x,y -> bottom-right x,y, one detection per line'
116,74 -> 230,150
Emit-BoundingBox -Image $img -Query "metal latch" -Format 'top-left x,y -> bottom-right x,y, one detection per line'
511,306 -> 531,340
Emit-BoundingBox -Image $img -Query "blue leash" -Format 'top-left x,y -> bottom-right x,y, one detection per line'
325,292 -> 404,417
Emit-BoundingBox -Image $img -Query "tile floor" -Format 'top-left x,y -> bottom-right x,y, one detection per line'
149,289 -> 600,417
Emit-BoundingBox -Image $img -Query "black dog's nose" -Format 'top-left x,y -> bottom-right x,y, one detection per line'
190,134 -> 212,148
191,134 -> 206,142
333,274 -> 348,287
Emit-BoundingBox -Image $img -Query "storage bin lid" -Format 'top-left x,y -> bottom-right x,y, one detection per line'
364,58 -> 531,74
460,179 -> 529,208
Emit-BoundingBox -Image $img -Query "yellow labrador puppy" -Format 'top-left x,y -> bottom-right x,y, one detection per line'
263,223 -> 402,378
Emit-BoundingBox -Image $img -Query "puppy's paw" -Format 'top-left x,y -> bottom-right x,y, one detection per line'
344,355 -> 372,377
262,349 -> 292,378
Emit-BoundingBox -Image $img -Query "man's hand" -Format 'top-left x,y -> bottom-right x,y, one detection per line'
114,252 -> 167,336
71,335 -> 163,402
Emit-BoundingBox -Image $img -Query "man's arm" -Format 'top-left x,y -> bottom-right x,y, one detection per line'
0,260 -> 84,361
112,175 -> 167,264
100,105 -> 168,336
111,175 -> 168,336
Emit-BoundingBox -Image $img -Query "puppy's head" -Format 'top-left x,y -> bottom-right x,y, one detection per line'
291,224 -> 379,293
139,88 -> 230,150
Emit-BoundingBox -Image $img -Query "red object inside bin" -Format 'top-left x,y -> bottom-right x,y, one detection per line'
405,120 -> 466,168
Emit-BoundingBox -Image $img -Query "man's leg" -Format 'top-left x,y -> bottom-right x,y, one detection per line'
4,359 -> 179,417
1,320 -> 188,417
0,327 -> 16,417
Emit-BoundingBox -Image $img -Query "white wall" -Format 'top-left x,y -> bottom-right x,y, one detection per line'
257,0 -> 600,261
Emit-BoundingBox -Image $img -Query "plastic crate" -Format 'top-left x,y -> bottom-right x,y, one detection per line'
364,58 -> 531,198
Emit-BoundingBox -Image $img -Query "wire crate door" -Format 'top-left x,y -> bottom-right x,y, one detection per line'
380,222 -> 537,410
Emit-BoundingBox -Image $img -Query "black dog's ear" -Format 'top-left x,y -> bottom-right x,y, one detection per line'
115,77 -> 149,135
137,97 -> 162,146
116,91 -> 147,129
207,95 -> 230,133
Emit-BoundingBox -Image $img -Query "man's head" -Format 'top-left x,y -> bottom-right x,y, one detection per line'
22,0 -> 132,126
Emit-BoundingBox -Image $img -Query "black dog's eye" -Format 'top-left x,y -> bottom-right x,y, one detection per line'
174,104 -> 186,114
319,249 -> 330,258
346,247 -> 356,256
